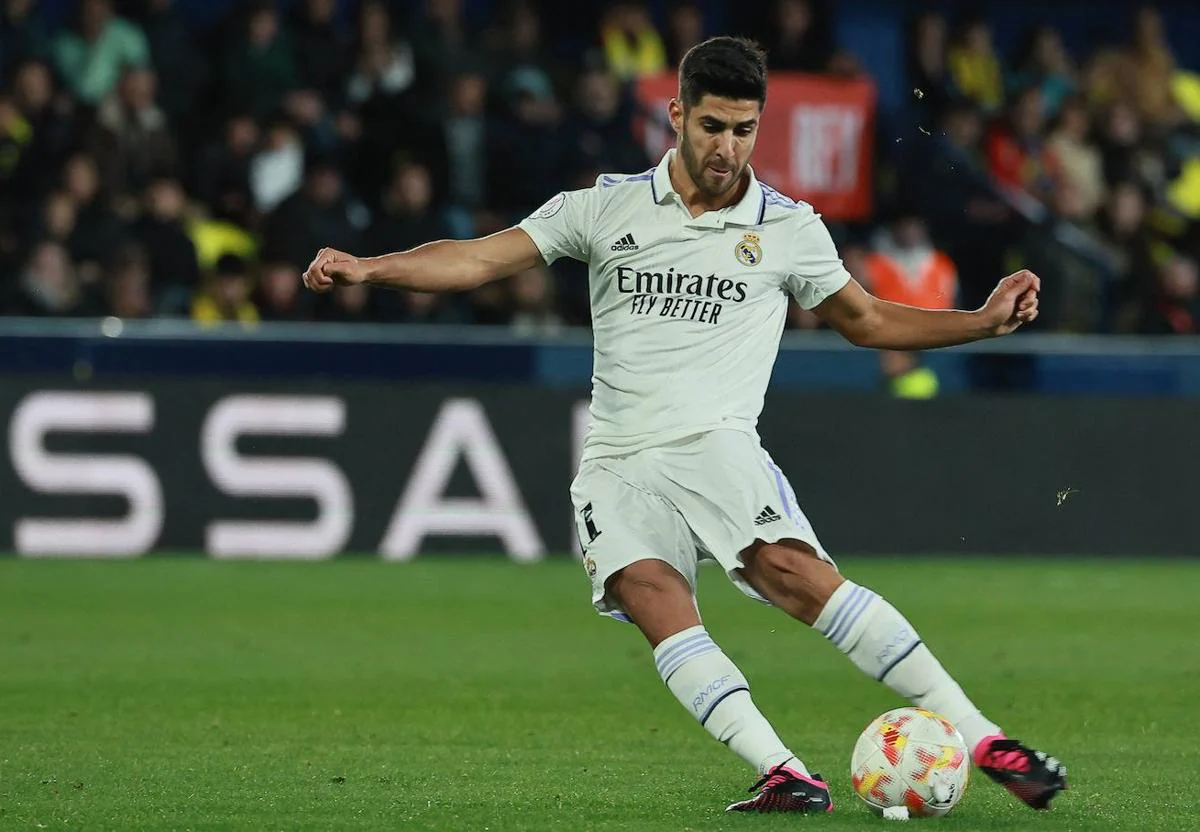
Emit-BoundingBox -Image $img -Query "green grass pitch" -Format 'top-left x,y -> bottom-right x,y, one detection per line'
2,556 -> 1198,831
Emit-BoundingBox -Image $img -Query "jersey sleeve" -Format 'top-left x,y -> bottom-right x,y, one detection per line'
782,212 -> 853,310
517,187 -> 596,265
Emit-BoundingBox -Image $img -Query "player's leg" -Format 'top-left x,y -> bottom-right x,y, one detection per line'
738,539 -> 1067,810
572,455 -> 829,813
649,430 -> 1065,810
605,558 -> 833,814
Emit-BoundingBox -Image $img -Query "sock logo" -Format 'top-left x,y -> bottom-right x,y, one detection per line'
692,674 -> 734,714
875,626 -> 918,668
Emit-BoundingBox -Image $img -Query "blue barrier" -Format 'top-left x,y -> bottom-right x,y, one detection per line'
4,319 -> 1200,395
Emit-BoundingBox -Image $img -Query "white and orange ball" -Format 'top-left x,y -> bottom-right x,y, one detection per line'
850,707 -> 970,817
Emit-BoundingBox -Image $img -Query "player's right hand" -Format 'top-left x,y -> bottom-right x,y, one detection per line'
302,247 -> 368,293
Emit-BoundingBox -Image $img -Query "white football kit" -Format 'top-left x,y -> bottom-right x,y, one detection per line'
518,150 -> 852,618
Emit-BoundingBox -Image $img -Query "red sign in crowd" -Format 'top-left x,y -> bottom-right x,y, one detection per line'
635,73 -> 877,221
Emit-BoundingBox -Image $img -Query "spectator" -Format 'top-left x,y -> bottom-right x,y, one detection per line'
907,11 -> 952,121
483,0 -> 555,103
345,2 -> 415,110
948,17 -> 1004,114
193,112 -> 259,228
364,161 -> 449,258
344,0 -> 417,206
221,1 -> 298,120
562,67 -> 651,186
249,118 -> 305,215
510,264 -> 565,336
864,210 -> 958,398
103,243 -> 153,319
7,60 -> 75,193
51,0 -> 149,105
60,151 -> 125,276
262,152 -> 365,270
137,0 -> 206,129
664,1 -> 704,69
0,90 -> 32,210
130,176 -> 200,314
7,240 -> 94,316
1139,254 -> 1199,334
191,252 -> 258,327
762,0 -> 830,73
30,188 -> 76,249
1,0 -> 51,78
487,67 -> 563,218
292,0 -> 351,109
1099,180 -> 1159,331
364,160 -> 457,320
1009,25 -> 1077,119
411,0 -> 475,108
599,1 -> 667,83
1047,96 -> 1106,220
907,101 -> 1012,309
1128,6 -> 1179,128
255,259 -> 310,321
986,86 -> 1060,204
428,68 -> 490,232
1098,100 -> 1167,195
88,66 -> 177,198
282,88 -> 344,156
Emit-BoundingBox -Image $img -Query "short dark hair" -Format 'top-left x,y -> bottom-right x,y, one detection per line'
678,36 -> 768,109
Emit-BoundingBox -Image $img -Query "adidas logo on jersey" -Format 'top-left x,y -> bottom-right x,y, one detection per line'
753,506 -> 783,526
611,233 -> 639,251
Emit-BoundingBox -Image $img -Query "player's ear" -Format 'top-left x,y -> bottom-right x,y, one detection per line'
668,98 -> 684,137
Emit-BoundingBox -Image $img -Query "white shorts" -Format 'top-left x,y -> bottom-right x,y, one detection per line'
569,429 -> 835,619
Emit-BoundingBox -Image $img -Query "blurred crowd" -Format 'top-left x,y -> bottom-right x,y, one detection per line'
1,0 -> 1198,336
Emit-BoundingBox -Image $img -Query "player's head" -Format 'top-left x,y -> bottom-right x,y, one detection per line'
670,36 -> 767,199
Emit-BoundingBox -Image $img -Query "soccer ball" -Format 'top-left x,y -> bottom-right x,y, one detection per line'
850,707 -> 970,817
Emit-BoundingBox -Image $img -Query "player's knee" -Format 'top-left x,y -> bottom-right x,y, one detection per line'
743,540 -> 844,625
608,558 -> 691,606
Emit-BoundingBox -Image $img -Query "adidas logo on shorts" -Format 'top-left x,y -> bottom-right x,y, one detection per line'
753,505 -> 783,526
611,233 -> 639,251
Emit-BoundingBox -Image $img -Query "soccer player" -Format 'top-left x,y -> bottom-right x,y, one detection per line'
303,36 -> 1067,815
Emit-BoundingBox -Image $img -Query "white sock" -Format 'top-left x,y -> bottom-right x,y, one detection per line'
814,581 -> 1002,753
654,625 -> 808,776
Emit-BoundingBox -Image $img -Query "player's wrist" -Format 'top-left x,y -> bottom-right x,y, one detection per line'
356,255 -> 385,286
969,308 -> 1004,339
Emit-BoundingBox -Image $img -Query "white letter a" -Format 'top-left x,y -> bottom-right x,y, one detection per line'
380,399 -> 544,561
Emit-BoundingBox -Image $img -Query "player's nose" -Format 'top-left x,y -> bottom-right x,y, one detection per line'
717,132 -> 736,158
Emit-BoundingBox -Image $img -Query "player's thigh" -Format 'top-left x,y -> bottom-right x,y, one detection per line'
570,460 -> 699,626
651,430 -> 837,599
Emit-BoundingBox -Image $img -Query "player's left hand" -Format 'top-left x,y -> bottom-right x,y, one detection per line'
979,270 -> 1040,336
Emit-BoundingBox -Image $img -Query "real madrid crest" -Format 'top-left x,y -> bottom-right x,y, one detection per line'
735,232 -> 763,267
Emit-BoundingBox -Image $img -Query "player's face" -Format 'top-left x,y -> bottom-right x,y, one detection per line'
672,95 -> 761,199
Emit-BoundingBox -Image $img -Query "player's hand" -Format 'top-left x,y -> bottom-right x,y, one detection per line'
978,270 -> 1040,336
302,247 -> 369,294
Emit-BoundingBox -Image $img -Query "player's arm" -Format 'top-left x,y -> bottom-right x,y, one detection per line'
302,227 -> 543,294
813,271 -> 1040,350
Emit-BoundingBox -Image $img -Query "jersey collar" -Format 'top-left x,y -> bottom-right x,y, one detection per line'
650,150 -> 766,228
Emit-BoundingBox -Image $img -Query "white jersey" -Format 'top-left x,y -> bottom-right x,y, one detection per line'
518,150 -> 851,462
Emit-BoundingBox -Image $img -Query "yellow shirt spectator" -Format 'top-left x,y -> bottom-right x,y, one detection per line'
949,21 -> 1004,112
601,3 -> 667,82
190,253 -> 260,329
